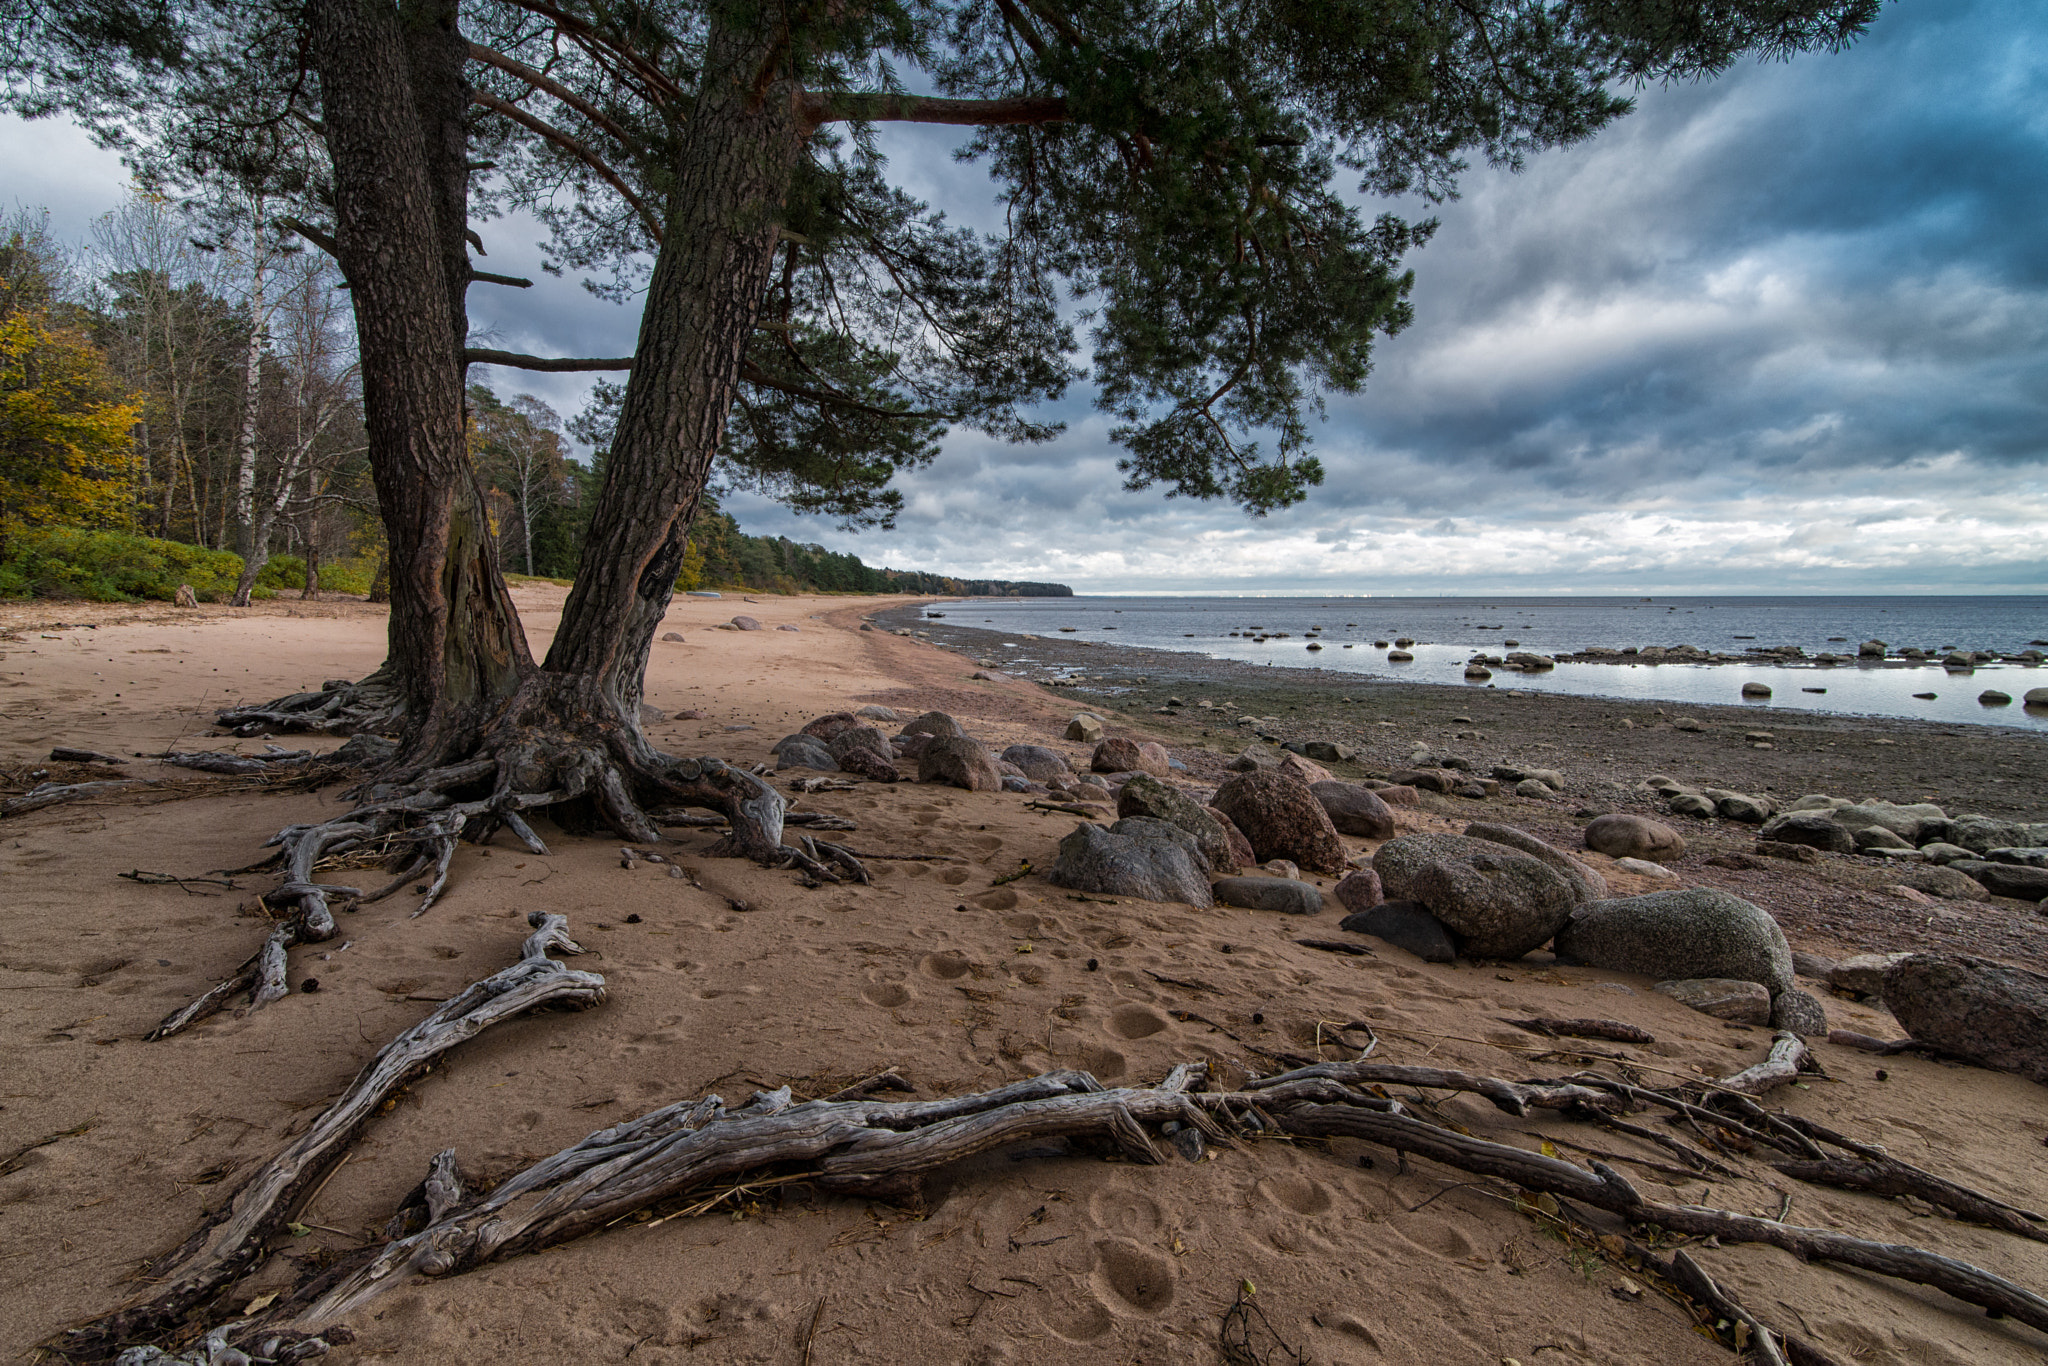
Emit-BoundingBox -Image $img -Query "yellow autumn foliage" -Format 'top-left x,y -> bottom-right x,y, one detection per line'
0,308 -> 140,532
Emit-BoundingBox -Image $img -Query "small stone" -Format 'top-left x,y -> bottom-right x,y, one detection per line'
1211,876 -> 1323,915
730,615 -> 762,630
1756,811 -> 1854,854
1612,857 -> 1679,880
1261,859 -> 1301,880
1830,952 -> 1913,999
1740,682 -> 1772,698
1653,978 -> 1771,1024
1065,713 -> 1105,742
1338,900 -> 1456,962
1334,869 -> 1383,914
1902,864 -> 1991,901
899,710 -> 968,739
855,704 -> 902,722
1754,840 -> 1822,864
661,631 -> 686,642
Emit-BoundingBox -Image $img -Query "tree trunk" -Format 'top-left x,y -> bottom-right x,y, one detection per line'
307,0 -> 531,761
231,202 -> 267,559
543,17 -> 806,728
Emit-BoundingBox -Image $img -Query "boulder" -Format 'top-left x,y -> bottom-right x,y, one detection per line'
1917,842 -> 1975,865
1090,737 -> 1148,773
1391,768 -> 1455,793
1717,793 -> 1773,824
1212,876 -> 1324,916
828,727 -> 900,782
775,737 -> 838,772
1333,869 -> 1383,914
1117,775 -> 1238,871
1204,807 -> 1258,870
900,710 -> 968,740
1371,784 -> 1420,807
1787,795 -> 1850,812
1882,954 -> 2048,1085
1338,901 -> 1456,963
1261,859 -> 1300,880
802,711 -> 864,742
1136,741 -> 1173,776
2027,687 -> 2048,707
1653,978 -> 1771,1024
1665,793 -> 1717,819
1211,770 -> 1350,876
730,615 -> 762,630
1001,744 -> 1072,782
1554,888 -> 1793,995
1064,713 -> 1105,742
1959,861 -> 2048,901
1310,782 -> 1396,839
1829,952 -> 1913,999
1463,822 -> 1609,904
1583,813 -> 1688,862
1901,864 -> 1991,901
1857,639 -> 1886,657
1834,801 -> 1946,845
1756,811 -> 1854,854
1228,744 -> 1280,772
1373,832 -> 1575,959
1303,741 -> 1355,763
1522,768 -> 1566,791
661,631 -> 685,642
1277,752 -> 1336,786
1988,847 -> 2048,867
1048,821 -> 1213,907
916,735 -> 1002,791
855,704 -> 902,722
1941,815 -> 2033,854
1770,988 -> 1831,1037
1791,950 -> 1838,980
1515,779 -> 1555,799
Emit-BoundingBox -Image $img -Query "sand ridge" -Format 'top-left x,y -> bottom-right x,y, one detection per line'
2,590 -> 2045,1363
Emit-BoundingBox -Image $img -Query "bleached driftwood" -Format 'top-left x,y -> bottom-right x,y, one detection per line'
68,915 -> 603,1358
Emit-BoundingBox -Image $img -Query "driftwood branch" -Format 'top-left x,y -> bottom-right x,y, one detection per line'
64,915 -> 604,1358
1717,1032 -> 1815,1096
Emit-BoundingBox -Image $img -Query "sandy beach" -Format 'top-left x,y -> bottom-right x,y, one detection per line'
3,588 -> 2046,1364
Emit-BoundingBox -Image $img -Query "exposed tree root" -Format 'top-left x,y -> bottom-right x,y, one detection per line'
215,672 -> 402,738
62,915 -> 602,1362
3,778 -> 153,817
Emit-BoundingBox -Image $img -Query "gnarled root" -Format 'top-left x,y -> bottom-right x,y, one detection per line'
215,670 -> 401,738
63,915 -> 602,1362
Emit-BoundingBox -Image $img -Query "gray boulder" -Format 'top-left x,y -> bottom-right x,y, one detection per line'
1554,888 -> 1793,995
1756,811 -> 1854,854
1117,774 -> 1238,871
1829,952 -> 1912,999
855,704 -> 902,722
899,710 -> 968,740
1653,978 -> 1771,1024
1882,954 -> 2048,1084
1064,713 -> 1104,742
1338,900 -> 1456,963
1310,782 -> 1396,839
1787,794 -> 1850,812
1717,793 -> 1773,824
1771,988 -> 1830,1037
1901,864 -> 1991,901
1942,815 -> 2033,854
1212,876 -> 1323,915
1048,821 -> 1213,907
1463,822 -> 1608,905
916,735 -> 1001,791
1917,842 -> 1975,865
1957,861 -> 2048,901
1853,826 -> 1914,852
1584,813 -> 1688,861
1987,847 -> 2048,868
1374,833 -> 1575,959
1666,792 -> 1717,819
1001,744 -> 1072,782
774,736 -> 838,772
1228,744 -> 1281,772
827,727 -> 900,782
1834,801 -> 1946,845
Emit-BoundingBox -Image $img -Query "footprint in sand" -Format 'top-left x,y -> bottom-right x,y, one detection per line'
1044,1300 -> 1115,1343
971,888 -> 1018,910
1257,1173 -> 1333,1216
1090,1239 -> 1176,1313
861,983 -> 913,1007
938,867 -> 971,886
1070,1043 -> 1127,1081
1088,1189 -> 1164,1238
1105,1003 -> 1171,1039
919,951 -> 971,979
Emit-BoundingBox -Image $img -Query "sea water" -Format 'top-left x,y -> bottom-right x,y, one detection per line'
935,596 -> 2048,731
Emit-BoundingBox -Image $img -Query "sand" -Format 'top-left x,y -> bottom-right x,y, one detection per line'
3,588 -> 2046,1364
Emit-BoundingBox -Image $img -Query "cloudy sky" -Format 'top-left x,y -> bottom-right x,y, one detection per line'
8,0 -> 2045,595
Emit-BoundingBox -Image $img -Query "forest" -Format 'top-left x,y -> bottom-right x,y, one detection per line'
2,203 -> 1062,602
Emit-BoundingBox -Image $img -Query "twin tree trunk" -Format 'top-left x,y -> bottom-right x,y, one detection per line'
306,0 -> 800,829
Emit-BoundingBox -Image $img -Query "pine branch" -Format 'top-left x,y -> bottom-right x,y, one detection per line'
801,92 -> 1069,129
471,90 -> 663,243
467,41 -> 642,150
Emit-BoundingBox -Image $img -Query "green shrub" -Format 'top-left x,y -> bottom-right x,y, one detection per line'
0,526 -> 244,601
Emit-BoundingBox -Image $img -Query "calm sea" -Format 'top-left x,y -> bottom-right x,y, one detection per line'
936,595 -> 2048,731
